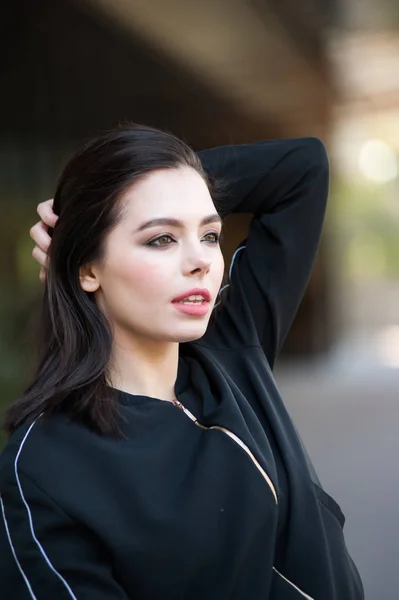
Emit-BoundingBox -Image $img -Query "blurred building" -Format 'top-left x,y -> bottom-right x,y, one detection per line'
328,2 -> 399,346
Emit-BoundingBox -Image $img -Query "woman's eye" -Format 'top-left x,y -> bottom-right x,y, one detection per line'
147,235 -> 174,247
202,232 -> 220,243
146,232 -> 220,247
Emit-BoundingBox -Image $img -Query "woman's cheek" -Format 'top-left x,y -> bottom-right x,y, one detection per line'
126,261 -> 171,296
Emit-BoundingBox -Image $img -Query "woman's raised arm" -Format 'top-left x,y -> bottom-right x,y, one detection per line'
199,137 -> 329,367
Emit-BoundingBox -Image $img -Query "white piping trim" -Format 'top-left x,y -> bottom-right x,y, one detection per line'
273,567 -> 315,599
12,421 -> 78,599
213,246 -> 246,309
0,493 -> 37,599
213,284 -> 230,308
218,284 -> 230,295
228,245 -> 246,280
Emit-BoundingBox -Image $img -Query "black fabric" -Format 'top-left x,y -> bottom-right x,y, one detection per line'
0,138 -> 364,599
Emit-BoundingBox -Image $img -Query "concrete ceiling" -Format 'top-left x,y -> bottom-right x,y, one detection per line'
83,0 -> 334,128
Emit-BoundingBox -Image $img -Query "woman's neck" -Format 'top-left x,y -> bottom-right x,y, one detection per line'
108,332 -> 179,402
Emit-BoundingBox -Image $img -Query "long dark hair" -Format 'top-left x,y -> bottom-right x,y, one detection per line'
4,125 -> 215,437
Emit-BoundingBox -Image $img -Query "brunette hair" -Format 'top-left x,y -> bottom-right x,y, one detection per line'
4,124 -> 217,437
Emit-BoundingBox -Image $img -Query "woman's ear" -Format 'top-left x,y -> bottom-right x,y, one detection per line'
79,263 -> 100,293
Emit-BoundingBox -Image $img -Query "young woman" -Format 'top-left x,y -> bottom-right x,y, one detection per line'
0,125 -> 364,599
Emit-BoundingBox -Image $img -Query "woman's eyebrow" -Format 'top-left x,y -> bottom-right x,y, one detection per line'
135,214 -> 222,233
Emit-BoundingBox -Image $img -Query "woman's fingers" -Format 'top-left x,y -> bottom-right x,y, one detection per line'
30,199 -> 56,282
29,220 -> 51,253
32,245 -> 48,268
37,198 -> 58,229
39,266 -> 46,284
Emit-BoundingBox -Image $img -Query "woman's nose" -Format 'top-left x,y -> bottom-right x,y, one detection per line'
193,256 -> 212,273
184,250 -> 212,275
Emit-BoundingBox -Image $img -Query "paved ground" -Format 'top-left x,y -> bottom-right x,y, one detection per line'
275,333 -> 399,600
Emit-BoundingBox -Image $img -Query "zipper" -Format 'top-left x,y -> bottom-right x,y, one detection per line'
172,398 -> 314,600
272,567 -> 315,600
171,398 -> 278,505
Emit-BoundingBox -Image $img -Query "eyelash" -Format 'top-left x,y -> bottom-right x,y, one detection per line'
146,232 -> 221,247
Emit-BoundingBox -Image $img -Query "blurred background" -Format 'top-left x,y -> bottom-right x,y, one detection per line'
1,0 -> 398,597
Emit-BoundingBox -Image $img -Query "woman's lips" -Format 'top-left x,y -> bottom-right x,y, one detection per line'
172,288 -> 211,303
172,301 -> 210,317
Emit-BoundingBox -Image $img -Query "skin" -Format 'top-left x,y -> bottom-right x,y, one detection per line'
31,201 -> 58,283
30,167 -> 225,401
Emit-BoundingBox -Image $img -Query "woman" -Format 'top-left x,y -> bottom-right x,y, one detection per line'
0,125 -> 364,599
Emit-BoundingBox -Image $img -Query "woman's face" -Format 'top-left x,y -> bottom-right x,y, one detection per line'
82,167 -> 225,344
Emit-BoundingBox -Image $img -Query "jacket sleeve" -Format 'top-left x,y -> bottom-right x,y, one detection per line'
198,137 -> 329,367
0,470 -> 130,600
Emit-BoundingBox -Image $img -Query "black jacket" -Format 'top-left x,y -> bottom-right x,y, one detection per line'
0,138 -> 364,599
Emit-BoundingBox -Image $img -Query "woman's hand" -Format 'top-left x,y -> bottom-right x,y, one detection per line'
30,198 -> 58,282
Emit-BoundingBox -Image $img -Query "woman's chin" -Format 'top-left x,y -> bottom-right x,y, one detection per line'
173,323 -> 209,343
